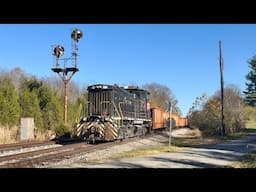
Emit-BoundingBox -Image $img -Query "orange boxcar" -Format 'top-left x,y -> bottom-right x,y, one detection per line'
151,108 -> 188,129
151,108 -> 168,129
176,117 -> 188,127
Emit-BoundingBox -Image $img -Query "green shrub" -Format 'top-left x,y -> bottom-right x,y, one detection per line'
55,124 -> 71,138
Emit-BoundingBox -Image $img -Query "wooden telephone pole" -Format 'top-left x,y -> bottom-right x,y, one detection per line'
219,40 -> 225,136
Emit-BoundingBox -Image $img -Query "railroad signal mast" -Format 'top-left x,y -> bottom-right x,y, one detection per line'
51,29 -> 83,124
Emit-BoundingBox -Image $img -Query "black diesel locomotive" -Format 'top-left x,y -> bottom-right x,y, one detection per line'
74,84 -> 151,143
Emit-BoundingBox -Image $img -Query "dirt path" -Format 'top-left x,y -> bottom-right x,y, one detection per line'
78,132 -> 256,168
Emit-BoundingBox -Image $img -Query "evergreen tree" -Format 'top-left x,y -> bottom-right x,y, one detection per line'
0,77 -> 20,127
66,88 -> 88,131
19,79 -> 43,131
38,84 -> 63,131
244,55 -> 256,106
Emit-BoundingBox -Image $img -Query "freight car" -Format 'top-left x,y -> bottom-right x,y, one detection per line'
73,84 -> 188,143
74,84 -> 151,143
151,108 -> 188,130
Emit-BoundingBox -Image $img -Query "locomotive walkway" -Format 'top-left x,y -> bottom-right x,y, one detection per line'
81,132 -> 256,168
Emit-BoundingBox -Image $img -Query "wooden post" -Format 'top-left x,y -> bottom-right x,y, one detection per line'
219,40 -> 225,136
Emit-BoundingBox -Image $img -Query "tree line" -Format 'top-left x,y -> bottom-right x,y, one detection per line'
0,67 -> 88,138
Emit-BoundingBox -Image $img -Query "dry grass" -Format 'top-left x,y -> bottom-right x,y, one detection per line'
0,126 -> 49,144
171,128 -> 202,139
190,128 -> 202,138
229,152 -> 256,168
110,145 -> 181,159
34,130 -> 47,141
0,126 -> 19,144
170,128 -> 219,147
172,127 -> 256,148
87,144 -> 182,164
245,120 -> 256,129
172,137 -> 221,147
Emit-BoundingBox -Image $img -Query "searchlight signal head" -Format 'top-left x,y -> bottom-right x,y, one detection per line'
53,45 -> 65,58
71,29 -> 83,42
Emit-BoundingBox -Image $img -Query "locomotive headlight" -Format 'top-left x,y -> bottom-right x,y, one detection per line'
91,127 -> 95,133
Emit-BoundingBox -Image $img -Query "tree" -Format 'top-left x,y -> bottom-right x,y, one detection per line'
0,77 -> 20,127
244,55 -> 256,106
188,85 -> 247,136
37,84 -> 63,131
142,83 -> 181,115
187,93 -> 208,116
19,79 -> 43,132
68,87 -> 88,126
9,67 -> 28,92
42,76 -> 81,102
0,67 -> 28,93
0,67 -> 85,138
19,78 -> 64,132
215,84 -> 246,133
187,93 -> 219,134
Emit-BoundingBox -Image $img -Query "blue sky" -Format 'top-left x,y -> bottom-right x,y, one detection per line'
0,24 -> 254,116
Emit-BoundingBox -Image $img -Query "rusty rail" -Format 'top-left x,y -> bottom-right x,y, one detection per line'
0,141 -> 56,152
0,136 -> 147,168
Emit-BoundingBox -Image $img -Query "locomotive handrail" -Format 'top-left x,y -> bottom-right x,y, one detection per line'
87,101 -> 91,116
112,101 -> 122,127
118,102 -> 124,127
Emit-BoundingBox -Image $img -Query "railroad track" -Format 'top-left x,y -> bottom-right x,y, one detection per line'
0,140 -> 56,153
0,136 -> 147,168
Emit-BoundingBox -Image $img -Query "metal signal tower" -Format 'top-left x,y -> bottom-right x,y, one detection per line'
51,29 -> 83,124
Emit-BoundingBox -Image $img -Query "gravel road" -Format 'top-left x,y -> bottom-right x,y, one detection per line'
77,132 -> 256,168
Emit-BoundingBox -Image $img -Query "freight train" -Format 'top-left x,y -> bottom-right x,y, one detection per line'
73,84 -> 188,143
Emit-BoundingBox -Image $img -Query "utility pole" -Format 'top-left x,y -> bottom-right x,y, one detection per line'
169,101 -> 172,146
219,40 -> 225,136
51,29 -> 83,124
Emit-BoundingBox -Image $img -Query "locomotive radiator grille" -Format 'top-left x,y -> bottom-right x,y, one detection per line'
89,91 -> 111,116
